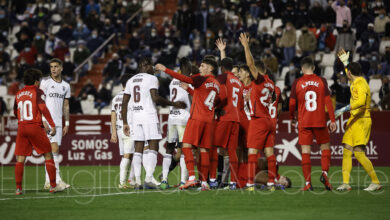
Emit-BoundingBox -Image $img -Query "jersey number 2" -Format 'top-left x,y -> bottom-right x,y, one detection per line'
18,100 -> 33,121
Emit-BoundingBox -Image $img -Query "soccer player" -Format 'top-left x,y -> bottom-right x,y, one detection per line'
14,68 -> 65,194
121,57 -> 185,189
289,56 -> 336,191
40,58 -> 71,189
335,50 -> 382,192
110,73 -> 135,189
162,58 -> 192,189
155,57 -> 221,191
209,38 -> 242,190
239,32 -> 277,191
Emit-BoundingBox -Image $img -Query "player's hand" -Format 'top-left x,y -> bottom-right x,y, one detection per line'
239,32 -> 250,48
215,38 -> 226,51
173,101 -> 187,109
123,124 -> 130,137
180,82 -> 189,90
337,49 -> 350,66
110,133 -> 118,143
329,122 -> 337,133
62,126 -> 69,136
155,63 -> 167,72
50,127 -> 56,136
291,119 -> 297,128
43,121 -> 50,133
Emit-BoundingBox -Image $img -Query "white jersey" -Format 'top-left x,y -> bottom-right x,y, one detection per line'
40,76 -> 70,127
124,73 -> 159,124
168,79 -> 191,125
111,91 -> 132,128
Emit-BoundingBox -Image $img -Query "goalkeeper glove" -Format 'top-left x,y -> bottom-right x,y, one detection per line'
335,105 -> 351,118
338,51 -> 350,66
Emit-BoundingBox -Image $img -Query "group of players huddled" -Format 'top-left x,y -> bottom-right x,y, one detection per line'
13,33 -> 382,195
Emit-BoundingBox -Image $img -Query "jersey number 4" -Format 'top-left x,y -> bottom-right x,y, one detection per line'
204,90 -> 216,110
17,100 -> 33,121
305,91 -> 317,111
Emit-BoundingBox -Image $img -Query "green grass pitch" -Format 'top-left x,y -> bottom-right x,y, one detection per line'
0,165 -> 389,220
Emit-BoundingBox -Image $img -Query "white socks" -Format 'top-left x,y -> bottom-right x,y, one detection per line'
222,156 -> 230,184
133,152 -> 142,185
162,154 -> 172,182
180,154 -> 188,183
45,152 -> 62,183
119,157 -> 130,184
128,163 -> 135,183
145,150 -> 158,182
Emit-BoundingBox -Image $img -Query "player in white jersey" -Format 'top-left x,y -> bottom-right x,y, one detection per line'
121,57 -> 186,189
40,58 -> 71,189
110,74 -> 136,189
161,58 -> 193,189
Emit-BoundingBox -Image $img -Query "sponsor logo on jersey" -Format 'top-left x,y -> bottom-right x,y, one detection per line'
133,78 -> 143,83
170,110 -> 181,115
48,93 -> 66,98
133,106 -> 144,111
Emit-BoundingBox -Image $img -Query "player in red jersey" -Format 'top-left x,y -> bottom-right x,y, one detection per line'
239,32 -> 277,191
13,69 -> 65,195
206,39 -> 243,190
155,58 -> 221,191
289,57 -> 337,191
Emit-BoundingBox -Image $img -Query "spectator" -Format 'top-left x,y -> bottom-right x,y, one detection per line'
324,0 -> 336,24
95,83 -> 112,112
87,29 -> 104,61
209,6 -> 225,36
100,19 -> 116,39
367,52 -> 381,78
0,42 -> 10,76
330,74 -> 351,109
0,96 -> 7,116
298,26 -> 317,57
85,0 -> 100,17
16,57 -> 32,80
69,91 -> 83,114
73,21 -> 91,41
128,31 -> 141,51
308,1 -> 326,26
354,7 -> 374,40
62,7 -> 77,26
284,62 -> 301,91
262,48 -> 278,75
374,8 -> 390,35
53,41 -> 69,62
32,32 -> 46,55
360,23 -> 379,45
278,22 -> 296,66
331,0 -> 352,28
225,16 -> 243,41
17,44 -> 37,65
335,20 -> 355,54
73,40 -> 91,76
316,24 -> 336,51
173,3 -> 195,43
195,1 -> 209,34
379,75 -> 390,101
45,33 -> 60,57
145,28 -> 162,50
85,7 -> 101,31
246,16 -> 258,38
78,79 -> 97,100
14,31 -> 31,53
0,9 -> 9,34
103,53 -> 123,82
357,35 -> 380,55
281,2 -> 297,26
122,56 -> 137,76
295,2 -> 310,29
63,54 -> 76,81
56,23 -> 74,44
34,54 -> 50,75
378,46 -> 390,76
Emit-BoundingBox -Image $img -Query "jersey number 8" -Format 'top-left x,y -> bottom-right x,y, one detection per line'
305,91 -> 317,111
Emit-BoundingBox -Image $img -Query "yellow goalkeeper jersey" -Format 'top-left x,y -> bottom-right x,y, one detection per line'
350,77 -> 371,118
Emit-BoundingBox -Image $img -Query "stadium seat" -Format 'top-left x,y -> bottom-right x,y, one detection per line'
353,53 -> 360,62
379,40 -> 390,55
112,85 -> 122,96
50,25 -> 61,34
369,79 -> 382,93
320,53 -> 336,67
371,92 -> 380,105
323,67 -> 334,79
315,52 -> 322,62
327,79 -> 334,88
100,107 -> 112,115
275,80 -> 285,92
0,85 -> 7,95
4,95 -> 15,115
356,40 -> 362,49
279,66 -> 289,80
258,18 -> 272,33
271,18 -> 283,32
81,95 -> 98,115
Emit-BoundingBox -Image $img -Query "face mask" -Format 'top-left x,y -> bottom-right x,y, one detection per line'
209,8 -> 214,13
133,33 -> 138,37
37,57 -> 43,62
233,21 -> 238,25
78,47 -> 82,52
25,47 -> 31,52
36,35 -> 41,40
0,47 -> 3,52
92,34 -> 97,38
0,14 -> 4,19
369,38 -> 375,44
247,19 -> 253,26
207,33 -> 211,38
65,2 -> 71,7
65,58 -> 70,62
146,22 -> 151,27
21,60 -> 26,65
289,66 -> 294,71
286,26 -> 291,31
165,32 -> 170,37
372,56 -> 377,61
218,33 -> 223,37
151,32 -> 156,37
77,23 -> 82,28
380,14 -> 385,19
133,0 -> 137,4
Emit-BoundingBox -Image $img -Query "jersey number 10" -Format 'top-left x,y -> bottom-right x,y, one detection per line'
17,100 -> 33,121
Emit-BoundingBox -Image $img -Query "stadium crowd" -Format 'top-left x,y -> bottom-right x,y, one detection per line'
1,0 -> 390,116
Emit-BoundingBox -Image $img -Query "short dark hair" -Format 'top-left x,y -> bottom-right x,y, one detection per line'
202,58 -> 218,76
49,58 -> 63,66
239,64 -> 254,81
347,62 -> 362,76
120,73 -> 133,87
285,177 -> 292,188
179,57 -> 192,76
139,57 -> 152,67
204,54 -> 217,62
191,64 -> 199,75
24,68 -> 42,85
220,57 -> 233,72
254,60 -> 266,73
300,56 -> 314,68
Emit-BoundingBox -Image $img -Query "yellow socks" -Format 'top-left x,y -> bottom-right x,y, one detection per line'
354,151 -> 380,184
342,148 -> 353,184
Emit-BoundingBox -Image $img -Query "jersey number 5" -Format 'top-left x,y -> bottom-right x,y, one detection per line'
17,100 -> 33,121
232,87 -> 239,107
305,91 -> 317,111
204,90 -> 216,111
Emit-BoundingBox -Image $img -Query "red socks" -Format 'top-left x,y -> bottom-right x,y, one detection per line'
182,148 -> 196,178
45,159 -> 57,188
301,153 -> 311,183
209,147 -> 218,179
247,154 -> 258,185
321,149 -> 331,173
15,162 -> 24,190
267,155 -> 277,183
228,146 -> 238,183
199,152 -> 210,182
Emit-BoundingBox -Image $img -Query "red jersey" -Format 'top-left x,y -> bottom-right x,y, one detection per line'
165,69 -> 220,122
240,84 -> 252,123
270,86 -> 281,124
216,72 -> 242,122
14,85 -> 55,128
249,75 -> 275,118
289,74 -> 335,127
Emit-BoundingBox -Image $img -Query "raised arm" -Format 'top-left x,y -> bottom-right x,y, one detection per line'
150,89 -> 187,108
155,64 -> 193,84
215,38 -> 226,60
239,32 -> 259,80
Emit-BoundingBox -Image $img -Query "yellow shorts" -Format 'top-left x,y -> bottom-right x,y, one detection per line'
342,117 -> 371,147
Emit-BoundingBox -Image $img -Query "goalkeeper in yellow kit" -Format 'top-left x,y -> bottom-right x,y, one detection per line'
335,49 -> 382,192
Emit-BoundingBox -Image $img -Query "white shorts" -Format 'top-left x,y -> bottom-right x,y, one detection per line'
131,123 -> 162,141
47,126 -> 62,146
167,124 -> 186,143
117,128 -> 135,155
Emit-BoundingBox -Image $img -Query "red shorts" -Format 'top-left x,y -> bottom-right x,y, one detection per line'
237,162 -> 248,188
213,121 -> 239,149
298,127 -> 330,145
247,117 -> 274,149
183,119 -> 215,149
15,124 -> 52,156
